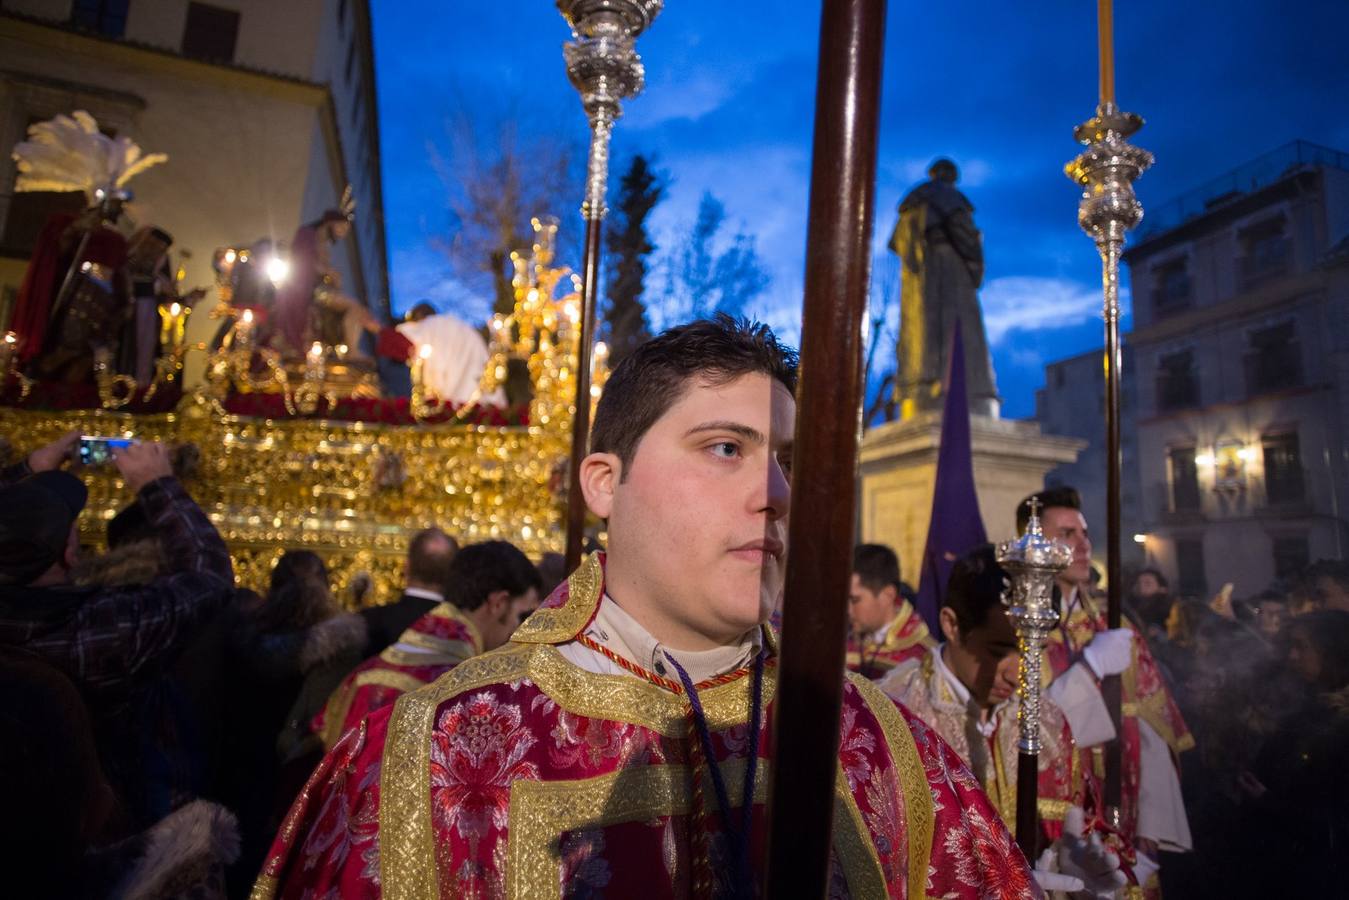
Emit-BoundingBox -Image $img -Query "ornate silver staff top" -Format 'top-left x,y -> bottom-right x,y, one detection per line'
1064,106 -> 1153,316
557,0 -> 662,219
997,499 -> 1073,754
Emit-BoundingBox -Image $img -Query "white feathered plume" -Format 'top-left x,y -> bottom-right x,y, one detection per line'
11,110 -> 167,201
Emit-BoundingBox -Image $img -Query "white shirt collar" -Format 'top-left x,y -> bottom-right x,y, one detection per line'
584,592 -> 761,685
403,586 -> 444,603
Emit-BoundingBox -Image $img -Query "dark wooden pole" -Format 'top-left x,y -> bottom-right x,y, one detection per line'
1015,752 -> 1040,859
564,214 -> 603,571
765,0 -> 886,896
1101,239 -> 1124,817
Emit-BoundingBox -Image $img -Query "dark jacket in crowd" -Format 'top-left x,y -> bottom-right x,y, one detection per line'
359,589 -> 439,655
0,466 -> 234,828
0,469 -> 233,701
223,609 -> 366,895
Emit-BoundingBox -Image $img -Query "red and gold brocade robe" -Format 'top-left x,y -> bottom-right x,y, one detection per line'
879,648 -> 1086,846
254,555 -> 1039,900
314,603 -> 483,750
1044,594 -> 1193,845
846,600 -> 935,680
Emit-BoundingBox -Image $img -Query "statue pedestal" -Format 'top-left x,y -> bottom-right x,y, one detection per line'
858,412 -> 1085,588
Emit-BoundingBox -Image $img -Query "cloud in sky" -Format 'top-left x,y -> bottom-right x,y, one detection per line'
979,276 -> 1120,345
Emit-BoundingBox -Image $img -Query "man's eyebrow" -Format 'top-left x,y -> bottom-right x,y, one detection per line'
684,421 -> 767,444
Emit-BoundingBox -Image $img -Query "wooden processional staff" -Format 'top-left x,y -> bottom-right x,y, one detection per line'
763,0 -> 888,896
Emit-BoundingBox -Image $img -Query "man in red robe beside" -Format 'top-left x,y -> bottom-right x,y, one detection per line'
847,543 -> 934,679
254,316 -> 1039,899
313,540 -> 541,750
1018,487 -> 1194,894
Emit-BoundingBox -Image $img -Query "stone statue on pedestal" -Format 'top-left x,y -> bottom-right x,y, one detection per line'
889,158 -> 1000,419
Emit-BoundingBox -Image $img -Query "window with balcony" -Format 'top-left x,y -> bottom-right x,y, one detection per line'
1152,258 -> 1192,319
1169,446 -> 1201,512
1240,217 -> 1290,285
71,0 -> 130,38
1262,431 -> 1304,505
181,2 -> 240,63
1273,536 -> 1310,580
1156,350 -> 1199,412
1244,320 -> 1302,395
1176,539 -> 1207,597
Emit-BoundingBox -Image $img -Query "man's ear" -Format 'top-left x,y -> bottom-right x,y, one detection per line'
579,451 -> 621,519
938,606 -> 961,645
484,589 -> 510,620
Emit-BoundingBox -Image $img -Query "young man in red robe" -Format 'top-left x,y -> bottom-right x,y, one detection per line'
1018,487 -> 1194,894
846,543 -> 934,679
254,316 -> 1039,899
313,541 -> 541,750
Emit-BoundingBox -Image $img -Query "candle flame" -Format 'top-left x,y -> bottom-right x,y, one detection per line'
419,344 -> 433,360
309,341 -> 323,358
169,302 -> 181,317
241,309 -> 254,324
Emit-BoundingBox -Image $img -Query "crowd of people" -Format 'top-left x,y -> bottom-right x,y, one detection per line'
1,314 -> 1346,898
0,431 -> 554,896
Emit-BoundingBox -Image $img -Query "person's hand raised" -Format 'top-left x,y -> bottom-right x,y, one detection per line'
112,441 -> 174,494
27,430 -> 80,473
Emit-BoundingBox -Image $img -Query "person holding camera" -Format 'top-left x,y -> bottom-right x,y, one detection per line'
0,430 -> 234,828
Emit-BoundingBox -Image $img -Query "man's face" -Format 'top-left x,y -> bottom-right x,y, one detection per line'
1040,506 -> 1092,586
1257,600 -> 1287,638
1286,628 -> 1321,684
848,575 -> 896,636
1133,572 -> 1161,598
588,372 -> 793,649
941,606 -> 1020,707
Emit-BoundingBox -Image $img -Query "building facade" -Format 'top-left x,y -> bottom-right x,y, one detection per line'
1034,344 -> 1144,576
1123,141 -> 1349,599
0,0 -> 389,374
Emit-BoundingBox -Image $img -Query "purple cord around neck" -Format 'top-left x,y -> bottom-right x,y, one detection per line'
664,647 -> 766,899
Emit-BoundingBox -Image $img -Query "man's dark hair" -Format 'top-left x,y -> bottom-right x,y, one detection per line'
1286,609 -> 1349,692
1016,485 -> 1083,534
407,302 -> 437,322
942,544 -> 1008,637
852,544 -> 901,594
444,541 -> 542,612
590,314 -> 799,474
406,527 -> 458,588
1136,567 -> 1168,590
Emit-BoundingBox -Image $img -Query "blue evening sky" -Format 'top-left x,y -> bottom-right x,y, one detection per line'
369,0 -> 1349,418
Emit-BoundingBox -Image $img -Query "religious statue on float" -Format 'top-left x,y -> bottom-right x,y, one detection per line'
889,158 -> 1000,420
7,111 -> 176,383
264,187 -> 380,364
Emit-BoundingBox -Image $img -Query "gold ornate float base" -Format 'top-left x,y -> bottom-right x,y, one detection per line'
2,400 -> 567,606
